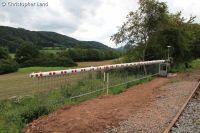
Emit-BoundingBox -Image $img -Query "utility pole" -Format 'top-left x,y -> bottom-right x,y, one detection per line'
167,46 -> 171,61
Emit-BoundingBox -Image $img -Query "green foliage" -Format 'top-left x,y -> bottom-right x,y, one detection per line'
108,74 -> 153,95
20,105 -> 50,124
147,27 -> 191,62
0,26 -> 112,53
18,67 -> 66,73
109,85 -> 126,95
0,59 -> 19,74
0,47 -> 19,74
15,43 -> 77,67
190,59 -> 200,68
111,0 -> 168,62
12,39 -> 117,68
0,47 -> 10,59
60,48 -> 119,62
15,42 -> 39,64
170,59 -> 200,72
0,91 -> 70,133
0,25 -> 119,72
20,54 -> 77,67
112,0 -> 200,67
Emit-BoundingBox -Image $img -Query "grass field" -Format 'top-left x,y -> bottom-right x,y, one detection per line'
40,49 -> 64,54
18,67 -> 67,73
40,47 -> 69,54
0,60 -> 115,100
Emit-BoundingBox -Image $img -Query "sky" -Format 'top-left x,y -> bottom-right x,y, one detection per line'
0,0 -> 200,48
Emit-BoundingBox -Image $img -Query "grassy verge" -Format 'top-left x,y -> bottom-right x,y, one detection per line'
0,90 -> 74,133
0,70 -> 155,132
109,76 -> 153,95
18,67 -> 67,73
171,59 -> 200,72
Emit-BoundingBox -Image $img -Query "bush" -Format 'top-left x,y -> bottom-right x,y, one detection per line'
20,105 -> 49,124
0,59 -> 19,74
0,47 -> 19,74
20,56 -> 77,67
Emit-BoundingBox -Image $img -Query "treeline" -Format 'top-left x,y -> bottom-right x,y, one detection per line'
0,42 -> 119,74
60,48 -> 119,62
0,26 -> 112,53
15,43 -> 119,67
15,43 -> 77,68
0,26 -> 120,74
112,0 -> 200,67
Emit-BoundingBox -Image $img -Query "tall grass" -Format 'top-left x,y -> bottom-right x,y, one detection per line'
171,59 -> 200,72
0,90 -> 74,133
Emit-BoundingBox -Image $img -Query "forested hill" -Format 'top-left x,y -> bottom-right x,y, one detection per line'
0,26 -> 113,52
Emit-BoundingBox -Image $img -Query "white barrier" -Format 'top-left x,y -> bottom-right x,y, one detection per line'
29,60 -> 165,78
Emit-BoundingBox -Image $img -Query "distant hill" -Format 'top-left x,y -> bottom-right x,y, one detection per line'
0,26 -> 113,52
115,46 -> 124,52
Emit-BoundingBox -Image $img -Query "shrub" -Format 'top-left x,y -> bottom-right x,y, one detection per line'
20,105 -> 49,123
0,47 -> 19,74
0,59 -> 19,74
20,56 -> 77,67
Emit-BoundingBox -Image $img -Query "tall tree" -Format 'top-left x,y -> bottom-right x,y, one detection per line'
111,0 -> 168,73
15,42 -> 39,64
0,47 -> 9,59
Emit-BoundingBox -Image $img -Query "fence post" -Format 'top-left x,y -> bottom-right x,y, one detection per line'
103,72 -> 106,93
106,73 -> 109,95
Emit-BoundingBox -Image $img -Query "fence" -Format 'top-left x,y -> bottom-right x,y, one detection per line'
0,60 -> 165,100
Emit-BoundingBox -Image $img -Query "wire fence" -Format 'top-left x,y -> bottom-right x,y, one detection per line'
0,61 -> 162,101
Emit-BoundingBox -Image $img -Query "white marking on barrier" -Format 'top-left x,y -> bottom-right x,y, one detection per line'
29,60 -> 165,78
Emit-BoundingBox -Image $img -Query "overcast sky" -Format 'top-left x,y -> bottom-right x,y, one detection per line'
0,0 -> 200,48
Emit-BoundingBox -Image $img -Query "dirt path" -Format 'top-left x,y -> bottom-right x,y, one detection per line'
25,69 -> 200,133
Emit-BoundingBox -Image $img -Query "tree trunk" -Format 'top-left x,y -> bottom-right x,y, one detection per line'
142,38 -> 148,75
142,49 -> 147,75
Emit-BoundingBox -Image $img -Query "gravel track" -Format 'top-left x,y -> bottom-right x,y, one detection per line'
170,87 -> 200,133
103,81 -> 197,133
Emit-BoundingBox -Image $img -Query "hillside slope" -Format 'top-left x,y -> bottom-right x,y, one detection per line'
0,26 -> 112,52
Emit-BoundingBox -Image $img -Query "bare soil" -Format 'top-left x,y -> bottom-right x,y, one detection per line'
25,69 -> 200,133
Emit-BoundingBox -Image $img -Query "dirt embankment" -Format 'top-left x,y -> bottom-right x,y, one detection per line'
25,68 -> 200,133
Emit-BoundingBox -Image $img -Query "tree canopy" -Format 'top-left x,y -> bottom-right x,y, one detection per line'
0,47 -> 18,74
112,0 -> 199,65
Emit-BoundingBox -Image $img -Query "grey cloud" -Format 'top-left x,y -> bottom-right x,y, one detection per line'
0,0 -> 102,34
62,0 -> 101,18
0,5 -> 34,26
32,19 -> 78,33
